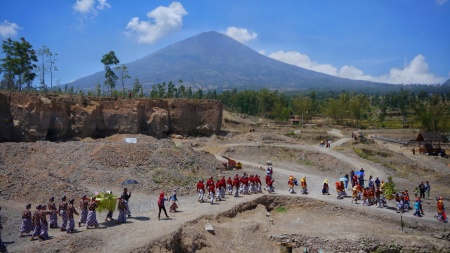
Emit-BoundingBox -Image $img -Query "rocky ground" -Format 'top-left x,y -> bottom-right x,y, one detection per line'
1,111 -> 449,253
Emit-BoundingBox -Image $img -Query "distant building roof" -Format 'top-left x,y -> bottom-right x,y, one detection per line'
416,132 -> 448,142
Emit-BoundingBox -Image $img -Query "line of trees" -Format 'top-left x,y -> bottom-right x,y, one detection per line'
0,37 -> 58,92
1,39 -> 449,132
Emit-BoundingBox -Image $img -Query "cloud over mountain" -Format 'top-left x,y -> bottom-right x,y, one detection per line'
268,51 -> 444,84
126,2 -> 188,44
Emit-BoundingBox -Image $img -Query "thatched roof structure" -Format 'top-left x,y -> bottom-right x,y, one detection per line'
415,132 -> 448,142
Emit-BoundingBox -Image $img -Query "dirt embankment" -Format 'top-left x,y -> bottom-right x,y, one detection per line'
0,92 -> 222,142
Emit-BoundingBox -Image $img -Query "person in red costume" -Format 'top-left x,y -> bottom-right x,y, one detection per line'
208,183 -> 216,205
265,175 -> 271,191
197,179 -> 205,203
226,177 -> 233,195
220,176 -> 226,198
215,179 -> 222,201
255,175 -> 262,193
267,178 -> 275,193
232,176 -> 240,197
206,177 -> 214,188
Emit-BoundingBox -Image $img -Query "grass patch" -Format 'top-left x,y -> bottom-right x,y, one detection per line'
274,206 -> 288,213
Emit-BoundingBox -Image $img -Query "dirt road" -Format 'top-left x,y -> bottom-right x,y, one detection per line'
3,129 -> 449,253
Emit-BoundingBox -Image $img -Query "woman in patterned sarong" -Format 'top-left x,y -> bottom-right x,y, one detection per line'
0,206 -> 8,253
78,195 -> 89,227
66,199 -> 79,233
86,197 -> 99,229
58,196 -> 68,231
39,205 -> 52,241
20,204 -> 33,237
47,197 -> 58,229
116,197 -> 127,224
30,205 -> 42,241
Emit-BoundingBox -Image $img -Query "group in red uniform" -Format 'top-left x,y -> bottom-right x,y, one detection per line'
196,173 -> 263,204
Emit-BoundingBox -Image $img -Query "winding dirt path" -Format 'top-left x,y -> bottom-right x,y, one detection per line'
8,129 -> 444,253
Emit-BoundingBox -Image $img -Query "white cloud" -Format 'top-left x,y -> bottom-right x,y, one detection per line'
269,50 -> 337,76
0,20 -> 20,38
73,0 -> 95,14
381,55 -> 443,84
436,0 -> 447,5
97,0 -> 111,10
224,27 -> 257,44
125,2 -> 188,44
268,51 -> 445,84
73,0 -> 110,15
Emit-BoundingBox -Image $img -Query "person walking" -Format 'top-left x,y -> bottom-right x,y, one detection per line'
413,198 -> 423,217
196,179 -> 205,203
169,188 -> 178,213
233,175 -> 240,197
157,192 -> 170,220
20,204 -> 33,238
78,195 -> 89,227
66,199 -> 79,234
425,181 -> 431,199
375,177 -> 381,189
350,170 -> 355,187
58,196 -> 68,231
30,205 -> 42,241
47,197 -> 58,229
39,205 -> 51,241
86,197 -> 99,229
116,197 -> 127,224
121,188 -> 132,218
418,182 -> 426,199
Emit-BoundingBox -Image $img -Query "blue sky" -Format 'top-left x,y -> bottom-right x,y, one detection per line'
1,0 -> 449,86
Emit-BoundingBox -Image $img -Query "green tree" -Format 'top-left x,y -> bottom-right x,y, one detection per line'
348,94 -> 369,127
157,82 -> 166,98
150,84 -> 158,98
293,97 -> 313,123
193,88 -> 203,99
167,81 -> 176,98
0,37 -> 38,91
115,64 -> 130,97
101,51 -> 120,96
132,78 -> 143,97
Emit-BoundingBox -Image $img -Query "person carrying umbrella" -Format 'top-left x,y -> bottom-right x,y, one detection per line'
121,188 -> 132,218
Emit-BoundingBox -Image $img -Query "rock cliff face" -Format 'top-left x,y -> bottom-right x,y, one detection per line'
0,92 -> 222,142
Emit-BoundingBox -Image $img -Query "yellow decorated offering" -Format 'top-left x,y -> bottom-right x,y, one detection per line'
94,191 -> 117,213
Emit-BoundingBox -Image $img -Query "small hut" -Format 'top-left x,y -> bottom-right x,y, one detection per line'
414,132 -> 448,155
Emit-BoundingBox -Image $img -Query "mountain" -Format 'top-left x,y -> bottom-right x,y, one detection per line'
69,31 -> 395,92
443,79 -> 450,86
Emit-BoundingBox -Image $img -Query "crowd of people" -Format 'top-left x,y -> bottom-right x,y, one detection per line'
327,168 -> 447,222
0,162 -> 447,253
9,188 -> 132,247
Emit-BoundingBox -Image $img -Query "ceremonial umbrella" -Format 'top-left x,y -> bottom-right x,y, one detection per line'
121,179 -> 139,185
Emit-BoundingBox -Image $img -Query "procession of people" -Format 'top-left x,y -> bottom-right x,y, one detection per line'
1,159 -> 447,253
